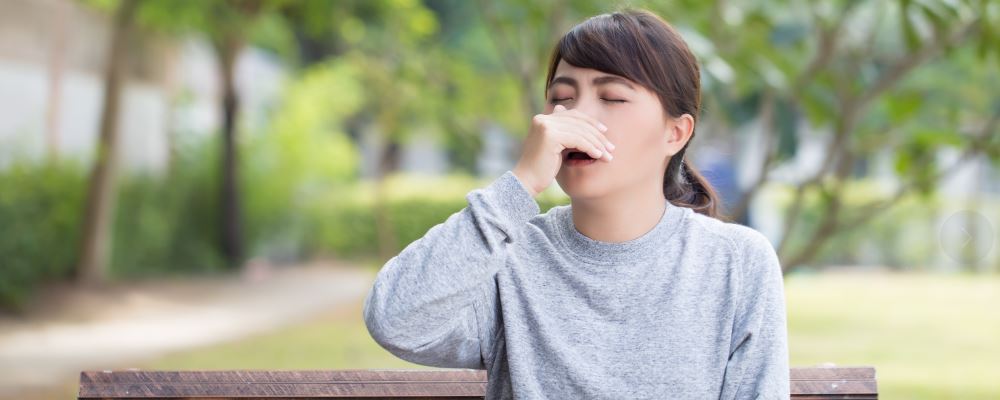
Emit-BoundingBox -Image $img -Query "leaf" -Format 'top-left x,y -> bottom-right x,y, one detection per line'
885,92 -> 925,122
912,129 -> 964,148
900,0 -> 922,51
775,98 -> 799,161
917,1 -> 948,38
894,151 -> 912,175
977,16 -> 992,60
799,75 -> 837,128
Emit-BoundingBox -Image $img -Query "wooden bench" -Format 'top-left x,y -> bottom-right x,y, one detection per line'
78,366 -> 876,399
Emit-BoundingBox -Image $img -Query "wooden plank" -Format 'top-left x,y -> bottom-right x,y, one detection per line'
79,370 -> 487,399
79,366 -> 876,399
791,366 -> 878,399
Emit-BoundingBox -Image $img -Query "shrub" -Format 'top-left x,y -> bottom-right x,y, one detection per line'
0,160 -> 86,310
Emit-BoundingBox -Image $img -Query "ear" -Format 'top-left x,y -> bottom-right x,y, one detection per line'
665,113 -> 695,155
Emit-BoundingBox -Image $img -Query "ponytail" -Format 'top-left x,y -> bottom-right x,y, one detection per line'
663,144 -> 725,220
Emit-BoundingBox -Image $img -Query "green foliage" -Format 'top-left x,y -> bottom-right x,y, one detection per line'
303,173 -> 569,261
133,0 -> 290,42
760,179 -> 967,269
0,161 -> 86,311
241,59 -> 364,261
110,135 -> 226,278
0,135 -> 227,311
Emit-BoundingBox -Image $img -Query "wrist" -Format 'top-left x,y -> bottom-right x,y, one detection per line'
511,167 -> 539,197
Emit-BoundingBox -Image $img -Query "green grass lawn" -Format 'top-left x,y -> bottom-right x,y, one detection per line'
786,270 -> 1000,399
139,270 -> 999,399
144,297 -> 428,371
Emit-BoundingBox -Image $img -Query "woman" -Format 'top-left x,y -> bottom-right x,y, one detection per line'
363,8 -> 789,400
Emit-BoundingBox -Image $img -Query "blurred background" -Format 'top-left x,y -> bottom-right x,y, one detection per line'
0,0 -> 997,398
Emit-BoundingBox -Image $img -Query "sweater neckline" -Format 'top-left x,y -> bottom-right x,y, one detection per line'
554,198 -> 689,266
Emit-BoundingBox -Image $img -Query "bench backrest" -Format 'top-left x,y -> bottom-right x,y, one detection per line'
78,366 -> 877,399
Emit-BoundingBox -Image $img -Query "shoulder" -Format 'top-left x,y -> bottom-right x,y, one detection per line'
683,211 -> 781,283
686,211 -> 775,255
681,210 -> 767,249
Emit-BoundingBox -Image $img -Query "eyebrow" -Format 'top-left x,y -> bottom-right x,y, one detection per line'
547,75 -> 637,91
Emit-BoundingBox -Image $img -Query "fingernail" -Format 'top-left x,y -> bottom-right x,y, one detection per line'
595,151 -> 603,158
607,142 -> 615,151
607,153 -> 613,161
599,123 -> 608,132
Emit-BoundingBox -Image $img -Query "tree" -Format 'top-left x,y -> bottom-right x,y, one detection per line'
134,0 -> 286,268
268,0 -> 512,259
650,0 -> 1000,273
77,0 -> 138,284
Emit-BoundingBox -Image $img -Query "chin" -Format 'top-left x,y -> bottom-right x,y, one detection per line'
555,170 -> 612,200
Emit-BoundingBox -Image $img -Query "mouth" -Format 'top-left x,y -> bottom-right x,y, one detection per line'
562,149 -> 598,167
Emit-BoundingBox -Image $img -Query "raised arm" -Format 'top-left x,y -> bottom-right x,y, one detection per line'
362,170 -> 540,369
719,229 -> 791,400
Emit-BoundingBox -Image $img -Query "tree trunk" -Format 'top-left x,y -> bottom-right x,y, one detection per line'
216,34 -> 245,268
374,139 -> 400,262
76,0 -> 138,285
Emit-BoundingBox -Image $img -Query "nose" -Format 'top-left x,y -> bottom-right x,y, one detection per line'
566,96 -> 604,122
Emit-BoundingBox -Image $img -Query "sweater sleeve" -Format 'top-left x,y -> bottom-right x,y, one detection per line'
362,170 -> 540,369
719,229 -> 791,400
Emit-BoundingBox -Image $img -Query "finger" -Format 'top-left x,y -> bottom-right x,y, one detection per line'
562,119 -> 611,155
559,110 -> 614,151
564,108 -> 609,133
552,104 -> 566,114
556,117 -> 612,157
562,129 -> 607,161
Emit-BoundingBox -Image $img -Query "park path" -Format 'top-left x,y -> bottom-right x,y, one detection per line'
0,259 -> 377,398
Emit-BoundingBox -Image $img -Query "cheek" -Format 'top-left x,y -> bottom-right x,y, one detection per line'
605,114 -> 664,160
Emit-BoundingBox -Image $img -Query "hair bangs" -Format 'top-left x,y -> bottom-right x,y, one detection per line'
545,14 -> 654,95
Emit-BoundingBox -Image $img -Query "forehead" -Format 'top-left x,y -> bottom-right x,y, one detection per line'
549,60 -> 638,90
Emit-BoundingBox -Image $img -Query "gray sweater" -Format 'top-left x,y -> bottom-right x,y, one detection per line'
362,170 -> 790,399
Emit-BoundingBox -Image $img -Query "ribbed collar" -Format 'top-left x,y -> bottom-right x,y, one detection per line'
554,198 -> 689,266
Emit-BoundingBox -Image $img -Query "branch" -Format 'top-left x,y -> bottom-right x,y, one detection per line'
732,91 -> 778,221
837,108 -> 1000,232
857,19 -> 980,108
776,112 -> 856,256
790,3 -> 852,96
781,107 -> 1000,273
779,149 -> 856,273
798,15 -> 980,190
778,17 -> 981,246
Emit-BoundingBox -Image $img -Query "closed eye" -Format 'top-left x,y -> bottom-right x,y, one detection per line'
548,98 -> 626,104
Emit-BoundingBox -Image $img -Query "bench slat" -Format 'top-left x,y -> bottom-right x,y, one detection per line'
79,366 -> 877,399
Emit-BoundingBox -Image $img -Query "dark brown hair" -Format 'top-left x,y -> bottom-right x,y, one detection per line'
544,8 -> 724,220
